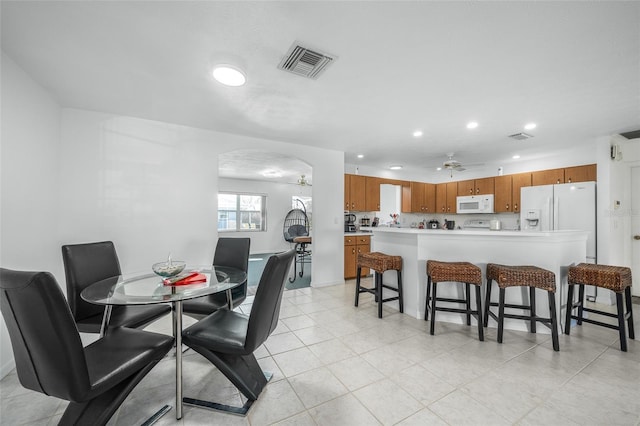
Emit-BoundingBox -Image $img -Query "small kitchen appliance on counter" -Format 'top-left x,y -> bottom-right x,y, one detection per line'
344,213 -> 356,232
360,217 -> 371,227
428,219 -> 440,229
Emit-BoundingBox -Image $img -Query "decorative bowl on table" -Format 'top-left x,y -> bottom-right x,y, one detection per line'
152,261 -> 186,278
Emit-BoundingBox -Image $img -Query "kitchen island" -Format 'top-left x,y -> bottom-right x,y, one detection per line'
360,227 -> 588,333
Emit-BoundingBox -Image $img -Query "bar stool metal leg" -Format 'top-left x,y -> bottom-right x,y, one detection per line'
465,283 -> 471,326
565,283 -> 575,334
577,284 -> 585,325
377,272 -> 383,319
497,288 -> 506,344
354,266 -> 362,307
548,291 -> 559,351
530,287 -> 536,333
625,287 -> 635,339
397,270 -> 404,313
483,279 -> 492,327
425,276 -> 432,321
430,282 -> 438,336
475,285 -> 484,341
616,292 -> 628,352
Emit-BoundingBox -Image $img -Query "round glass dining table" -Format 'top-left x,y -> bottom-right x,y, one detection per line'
81,265 -> 247,421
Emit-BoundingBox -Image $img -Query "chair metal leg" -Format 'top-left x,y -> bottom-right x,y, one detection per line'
465,282 -> 471,326
548,291 -> 559,351
377,273 -> 383,319
475,285 -> 484,341
425,276 -> 432,321
577,284 -> 585,325
625,287 -> 635,340
497,288 -> 506,344
530,286 -> 537,334
397,270 -> 404,313
616,292 -> 628,352
355,266 -> 362,307
430,282 -> 438,335
483,279 -> 492,327
565,283 -> 575,334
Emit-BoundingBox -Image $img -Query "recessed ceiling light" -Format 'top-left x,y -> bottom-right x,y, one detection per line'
512,154 -> 521,159
261,170 -> 282,178
524,123 -> 537,130
436,167 -> 442,171
212,65 -> 246,86
413,130 -> 423,137
357,154 -> 364,159
466,121 -> 479,129
389,165 -> 403,170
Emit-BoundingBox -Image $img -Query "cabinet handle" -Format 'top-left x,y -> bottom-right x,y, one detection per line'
514,203 -> 518,211
476,188 -> 480,194
352,203 -> 355,209
447,207 -> 450,212
352,248 -> 355,254
568,178 -> 572,183
469,189 -> 473,194
506,203 -> 510,210
557,179 -> 561,184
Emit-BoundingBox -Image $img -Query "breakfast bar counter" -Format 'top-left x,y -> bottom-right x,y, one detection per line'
360,227 -> 589,333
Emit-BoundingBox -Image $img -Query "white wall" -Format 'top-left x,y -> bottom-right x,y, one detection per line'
58,109 -> 344,287
0,53 -> 62,377
218,177 -> 312,254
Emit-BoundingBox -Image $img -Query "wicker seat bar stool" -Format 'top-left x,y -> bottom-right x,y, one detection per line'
484,263 -> 559,351
355,252 -> 403,318
565,263 -> 634,352
425,260 -> 484,341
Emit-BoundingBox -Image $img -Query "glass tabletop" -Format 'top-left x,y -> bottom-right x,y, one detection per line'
81,265 -> 247,306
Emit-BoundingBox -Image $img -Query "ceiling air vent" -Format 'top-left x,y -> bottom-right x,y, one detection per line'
278,43 -> 335,79
508,132 -> 534,141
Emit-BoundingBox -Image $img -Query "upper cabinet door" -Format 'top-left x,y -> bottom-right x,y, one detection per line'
512,172 -> 532,213
410,181 -> 424,212
494,175 -> 512,212
424,183 -> 436,212
564,164 -> 596,183
344,174 -> 351,210
532,168 -> 564,185
457,179 -> 475,196
474,177 -> 495,195
349,175 -> 367,211
446,182 -> 457,213
436,183 -> 447,213
365,177 -> 381,211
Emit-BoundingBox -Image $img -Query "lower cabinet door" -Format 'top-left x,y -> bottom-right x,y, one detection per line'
344,245 -> 357,279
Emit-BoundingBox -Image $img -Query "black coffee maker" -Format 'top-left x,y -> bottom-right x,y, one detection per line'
344,213 -> 356,232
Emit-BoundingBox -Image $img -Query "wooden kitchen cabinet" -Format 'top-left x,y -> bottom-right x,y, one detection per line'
344,235 -> 371,279
436,182 -> 457,213
344,174 -> 366,211
532,168 -> 564,186
494,173 -> 531,213
365,176 -> 381,211
564,164 -> 596,183
494,175 -> 512,213
457,177 -> 495,196
408,181 -> 435,213
511,172 -> 531,213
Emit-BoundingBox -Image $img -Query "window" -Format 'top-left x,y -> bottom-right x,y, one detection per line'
218,193 -> 266,232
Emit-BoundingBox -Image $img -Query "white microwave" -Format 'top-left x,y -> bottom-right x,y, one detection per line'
456,194 -> 495,214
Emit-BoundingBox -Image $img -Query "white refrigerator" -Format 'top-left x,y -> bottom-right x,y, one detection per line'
520,181 -> 597,297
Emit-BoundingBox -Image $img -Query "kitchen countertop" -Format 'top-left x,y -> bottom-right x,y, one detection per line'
359,226 -> 585,237
344,231 -> 373,237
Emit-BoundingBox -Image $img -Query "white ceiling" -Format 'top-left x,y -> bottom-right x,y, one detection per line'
2,1 -> 639,181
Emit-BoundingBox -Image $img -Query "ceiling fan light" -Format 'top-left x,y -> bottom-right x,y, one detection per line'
212,65 -> 246,86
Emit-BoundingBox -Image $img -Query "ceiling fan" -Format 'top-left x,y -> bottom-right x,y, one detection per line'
290,174 -> 312,186
440,153 -> 483,177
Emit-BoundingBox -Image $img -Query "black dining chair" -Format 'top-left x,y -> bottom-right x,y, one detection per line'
62,241 -> 171,334
182,237 -> 250,318
0,268 -> 174,425
182,249 -> 295,415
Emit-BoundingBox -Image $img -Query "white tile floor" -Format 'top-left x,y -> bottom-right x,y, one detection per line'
1,280 -> 639,425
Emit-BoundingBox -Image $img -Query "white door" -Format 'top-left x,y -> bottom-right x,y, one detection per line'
631,166 -> 640,297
